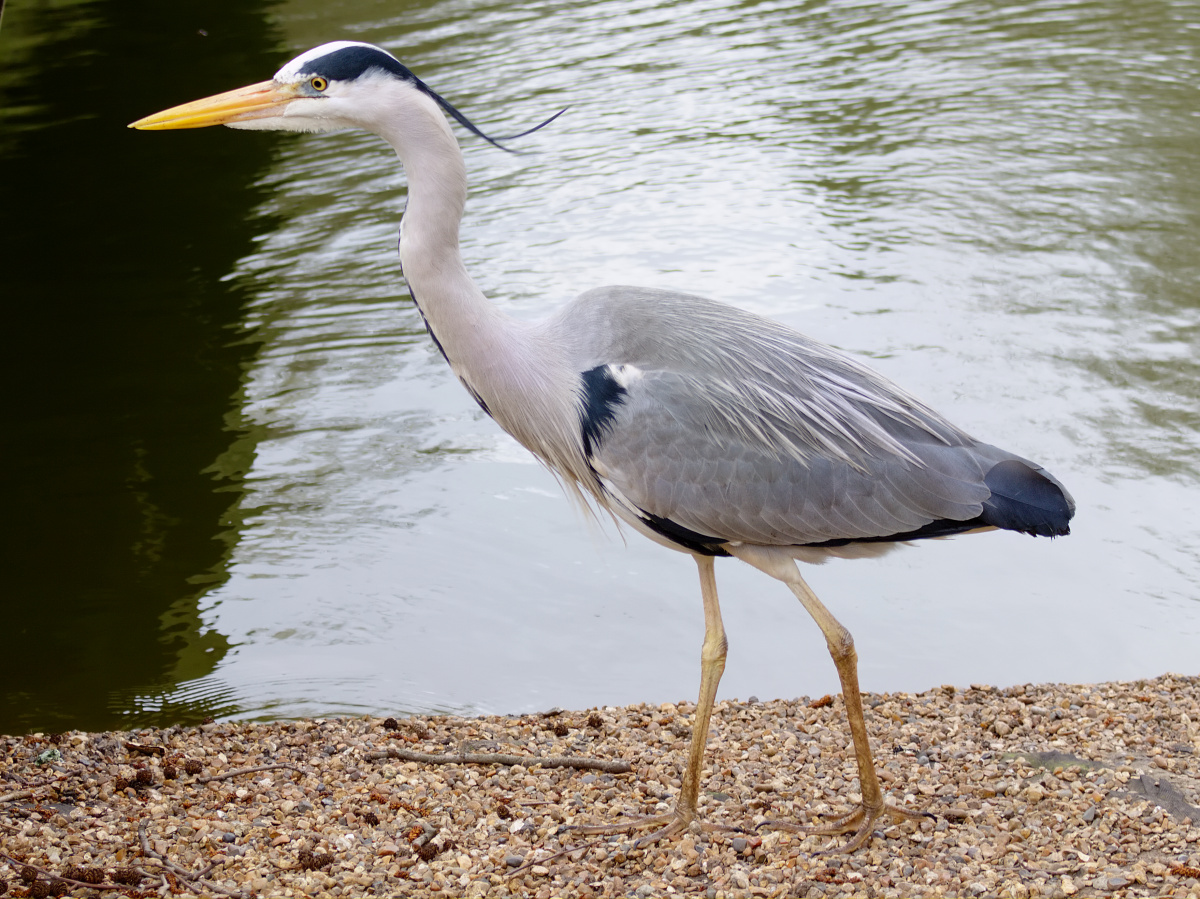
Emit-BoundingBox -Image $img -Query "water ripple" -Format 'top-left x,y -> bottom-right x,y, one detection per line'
193,0 -> 1200,718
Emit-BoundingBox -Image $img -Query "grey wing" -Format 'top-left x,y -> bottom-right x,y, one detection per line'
558,287 -> 1074,549
587,368 -> 1003,549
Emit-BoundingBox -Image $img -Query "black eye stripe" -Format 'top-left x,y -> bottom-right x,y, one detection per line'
297,46 -> 416,83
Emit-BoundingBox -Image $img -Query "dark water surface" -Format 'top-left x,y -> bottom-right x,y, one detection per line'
1,0 -> 1197,734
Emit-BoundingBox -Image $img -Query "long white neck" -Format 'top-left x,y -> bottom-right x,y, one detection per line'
376,89 -> 510,391
372,85 -> 593,495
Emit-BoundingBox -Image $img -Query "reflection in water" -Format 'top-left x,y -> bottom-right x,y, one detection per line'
3,0 -> 1198,730
0,0 -> 284,732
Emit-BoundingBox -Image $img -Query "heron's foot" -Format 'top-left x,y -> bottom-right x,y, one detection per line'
759,799 -> 933,854
573,806 -> 742,848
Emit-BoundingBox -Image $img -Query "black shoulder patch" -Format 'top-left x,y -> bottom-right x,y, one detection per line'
980,459 -> 1074,537
579,365 -> 627,457
298,46 -> 415,83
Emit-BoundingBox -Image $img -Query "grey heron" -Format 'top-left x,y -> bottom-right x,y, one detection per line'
131,41 -> 1075,852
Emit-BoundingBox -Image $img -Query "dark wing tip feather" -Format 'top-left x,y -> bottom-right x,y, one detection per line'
981,459 -> 1074,537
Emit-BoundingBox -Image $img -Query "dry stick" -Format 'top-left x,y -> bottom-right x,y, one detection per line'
195,763 -> 305,784
124,741 -> 166,757
192,861 -> 218,880
508,838 -> 606,877
0,852 -> 133,893
137,822 -> 246,899
364,747 -> 631,773
0,767 -> 87,804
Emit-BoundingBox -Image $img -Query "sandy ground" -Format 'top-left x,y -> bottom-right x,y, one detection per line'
2,673 -> 1200,898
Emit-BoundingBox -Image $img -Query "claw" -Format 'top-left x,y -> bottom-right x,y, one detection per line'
572,808 -> 743,847
572,811 -> 680,841
760,799 -> 930,853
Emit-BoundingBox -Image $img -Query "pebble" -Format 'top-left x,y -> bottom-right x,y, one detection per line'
3,674 -> 1200,898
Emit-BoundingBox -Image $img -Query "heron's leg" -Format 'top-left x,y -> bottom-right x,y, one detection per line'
727,546 -> 929,853
574,554 -> 739,844
677,553 -> 728,819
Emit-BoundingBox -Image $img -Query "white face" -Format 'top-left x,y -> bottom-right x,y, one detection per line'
221,41 -> 414,133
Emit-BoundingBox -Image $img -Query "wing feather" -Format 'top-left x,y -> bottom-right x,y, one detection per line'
548,286 -> 1071,547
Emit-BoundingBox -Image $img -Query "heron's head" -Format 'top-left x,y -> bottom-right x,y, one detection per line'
129,41 -> 530,149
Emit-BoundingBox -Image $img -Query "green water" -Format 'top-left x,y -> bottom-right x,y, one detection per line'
1,0 -> 1197,735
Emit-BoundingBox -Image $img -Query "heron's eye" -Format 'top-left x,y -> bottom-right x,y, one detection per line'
310,76 -> 328,92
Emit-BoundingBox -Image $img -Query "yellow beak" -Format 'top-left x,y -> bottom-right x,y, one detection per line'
129,81 -> 300,130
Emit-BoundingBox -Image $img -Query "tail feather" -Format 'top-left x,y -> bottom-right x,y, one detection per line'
981,459 -> 1074,537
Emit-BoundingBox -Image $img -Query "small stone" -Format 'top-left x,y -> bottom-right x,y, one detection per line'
7,673 -> 1196,899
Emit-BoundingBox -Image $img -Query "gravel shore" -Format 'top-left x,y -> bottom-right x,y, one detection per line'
3,673 -> 1199,898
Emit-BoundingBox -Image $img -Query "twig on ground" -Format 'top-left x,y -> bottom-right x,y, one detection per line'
508,839 -> 606,876
195,763 -> 305,784
0,767 -> 86,803
0,852 -> 135,892
363,747 -> 631,773
138,822 -> 245,898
